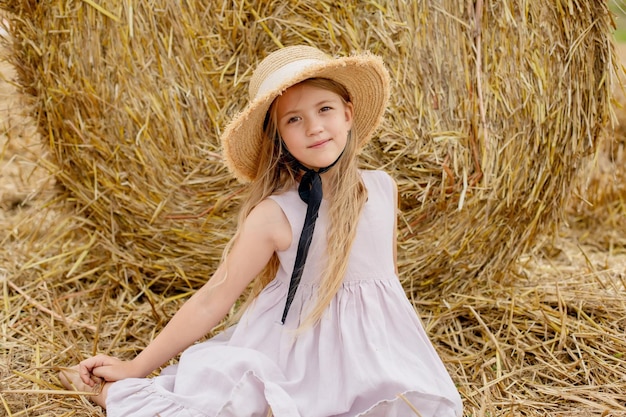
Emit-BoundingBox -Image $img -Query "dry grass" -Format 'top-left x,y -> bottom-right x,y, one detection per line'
0,1 -> 625,416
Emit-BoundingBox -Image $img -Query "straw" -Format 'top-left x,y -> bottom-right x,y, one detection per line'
1,1 -> 625,415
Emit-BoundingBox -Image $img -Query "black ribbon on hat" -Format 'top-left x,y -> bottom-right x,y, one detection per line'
280,151 -> 344,324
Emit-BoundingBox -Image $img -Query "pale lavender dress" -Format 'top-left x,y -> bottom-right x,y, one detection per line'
106,170 -> 463,416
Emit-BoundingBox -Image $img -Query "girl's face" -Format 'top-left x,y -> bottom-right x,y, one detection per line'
275,83 -> 354,171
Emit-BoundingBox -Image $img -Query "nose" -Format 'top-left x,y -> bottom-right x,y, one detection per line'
305,116 -> 323,136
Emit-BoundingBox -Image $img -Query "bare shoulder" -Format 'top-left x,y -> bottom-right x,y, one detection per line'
242,198 -> 292,252
248,198 -> 288,223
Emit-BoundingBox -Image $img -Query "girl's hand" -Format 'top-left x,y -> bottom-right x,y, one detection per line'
79,354 -> 141,386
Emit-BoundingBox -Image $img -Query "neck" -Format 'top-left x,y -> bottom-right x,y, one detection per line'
319,170 -> 334,197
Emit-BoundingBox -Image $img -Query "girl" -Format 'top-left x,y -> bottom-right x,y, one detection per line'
60,45 -> 464,416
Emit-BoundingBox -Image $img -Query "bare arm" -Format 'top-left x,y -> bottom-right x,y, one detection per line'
80,198 -> 290,384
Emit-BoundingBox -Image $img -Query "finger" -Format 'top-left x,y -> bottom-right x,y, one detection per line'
78,364 -> 95,386
78,356 -> 107,385
80,354 -> 109,370
90,373 -> 104,384
91,365 -> 113,381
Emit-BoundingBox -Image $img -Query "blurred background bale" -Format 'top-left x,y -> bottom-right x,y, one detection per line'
567,42 -> 626,253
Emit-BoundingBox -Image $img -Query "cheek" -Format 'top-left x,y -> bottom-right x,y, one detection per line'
277,125 -> 289,141
279,129 -> 299,149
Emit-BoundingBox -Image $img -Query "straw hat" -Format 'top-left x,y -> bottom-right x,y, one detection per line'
220,45 -> 390,183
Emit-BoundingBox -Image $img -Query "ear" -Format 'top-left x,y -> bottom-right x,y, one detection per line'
344,102 -> 354,128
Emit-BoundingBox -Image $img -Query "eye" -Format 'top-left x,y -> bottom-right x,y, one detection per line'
287,116 -> 301,124
320,106 -> 332,113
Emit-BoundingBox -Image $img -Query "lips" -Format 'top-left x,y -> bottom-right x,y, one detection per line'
309,139 -> 331,148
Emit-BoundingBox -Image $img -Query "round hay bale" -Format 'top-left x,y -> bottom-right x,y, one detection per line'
565,42 -> 626,251
2,0 -> 616,295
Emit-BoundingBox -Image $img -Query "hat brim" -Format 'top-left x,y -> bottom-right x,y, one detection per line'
221,52 -> 390,183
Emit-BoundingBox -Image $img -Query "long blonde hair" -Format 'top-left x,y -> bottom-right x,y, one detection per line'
227,78 -> 368,326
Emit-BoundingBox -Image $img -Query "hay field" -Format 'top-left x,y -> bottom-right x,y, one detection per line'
1,1 -> 626,416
